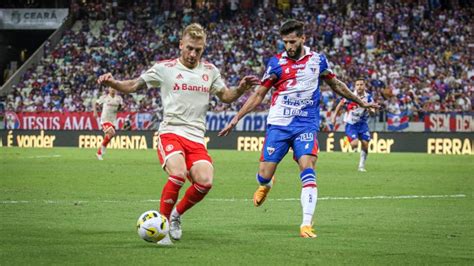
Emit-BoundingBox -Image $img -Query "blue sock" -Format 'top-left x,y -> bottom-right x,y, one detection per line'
256,173 -> 272,187
300,168 -> 317,188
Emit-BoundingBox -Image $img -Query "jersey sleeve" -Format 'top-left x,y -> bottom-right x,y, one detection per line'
261,56 -> 281,89
96,95 -> 105,104
209,65 -> 226,95
140,63 -> 163,88
318,54 -> 336,80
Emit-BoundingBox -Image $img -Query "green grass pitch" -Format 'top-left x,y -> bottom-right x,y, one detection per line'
1,147 -> 473,265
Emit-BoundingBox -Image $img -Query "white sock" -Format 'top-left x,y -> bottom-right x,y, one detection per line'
359,149 -> 367,168
301,186 -> 318,226
263,180 -> 273,188
170,208 -> 180,218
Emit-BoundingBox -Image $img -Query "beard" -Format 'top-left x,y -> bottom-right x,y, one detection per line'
286,44 -> 303,60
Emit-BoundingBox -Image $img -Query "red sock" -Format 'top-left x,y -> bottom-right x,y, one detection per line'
176,183 -> 212,215
102,134 -> 112,147
160,176 -> 185,219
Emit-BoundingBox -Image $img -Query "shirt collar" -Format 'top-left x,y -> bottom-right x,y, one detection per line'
356,91 -> 367,98
177,58 -> 200,70
282,46 -> 311,61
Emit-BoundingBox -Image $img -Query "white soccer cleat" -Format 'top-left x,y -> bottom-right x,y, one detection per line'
169,213 -> 182,240
96,153 -> 103,160
358,167 -> 367,172
156,233 -> 173,246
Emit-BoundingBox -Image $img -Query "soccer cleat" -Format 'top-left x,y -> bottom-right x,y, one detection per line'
253,185 -> 271,207
300,225 -> 317,238
96,152 -> 103,160
156,233 -> 173,246
358,167 -> 367,172
169,213 -> 182,240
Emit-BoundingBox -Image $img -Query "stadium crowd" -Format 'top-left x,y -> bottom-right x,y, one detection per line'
2,0 -> 473,123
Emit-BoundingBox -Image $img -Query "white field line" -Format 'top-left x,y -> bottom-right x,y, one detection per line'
0,194 -> 466,204
24,155 -> 62,159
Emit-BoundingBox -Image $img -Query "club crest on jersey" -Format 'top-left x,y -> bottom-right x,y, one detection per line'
202,74 -> 209,81
307,62 -> 319,73
267,147 -> 275,155
165,144 -> 174,152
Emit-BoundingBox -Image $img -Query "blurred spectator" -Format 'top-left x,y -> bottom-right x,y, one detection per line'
4,0 -> 473,123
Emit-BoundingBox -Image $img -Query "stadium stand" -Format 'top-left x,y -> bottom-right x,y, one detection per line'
2,0 -> 473,123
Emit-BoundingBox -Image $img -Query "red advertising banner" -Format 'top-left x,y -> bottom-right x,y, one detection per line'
3,112 -> 152,130
6,111 -> 472,132
424,113 -> 473,132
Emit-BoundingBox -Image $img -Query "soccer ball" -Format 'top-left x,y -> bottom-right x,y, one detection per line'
136,210 -> 169,243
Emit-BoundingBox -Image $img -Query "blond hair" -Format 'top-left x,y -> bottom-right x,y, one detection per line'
182,23 -> 207,42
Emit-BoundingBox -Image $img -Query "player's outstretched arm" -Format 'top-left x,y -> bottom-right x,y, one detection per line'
216,75 -> 260,103
97,73 -> 146,94
325,78 -> 379,109
218,85 -> 271,137
93,101 -> 99,118
331,100 -> 345,129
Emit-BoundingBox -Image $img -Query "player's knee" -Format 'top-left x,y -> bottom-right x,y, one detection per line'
195,175 -> 213,187
107,129 -> 116,137
298,155 -> 317,170
167,169 -> 188,179
350,140 -> 358,149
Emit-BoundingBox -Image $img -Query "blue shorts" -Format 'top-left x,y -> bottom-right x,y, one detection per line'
260,125 -> 319,163
345,122 -> 371,142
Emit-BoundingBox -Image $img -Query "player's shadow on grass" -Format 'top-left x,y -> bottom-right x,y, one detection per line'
70,229 -> 176,248
128,242 -> 177,249
246,224 -> 297,238
72,229 -> 126,236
